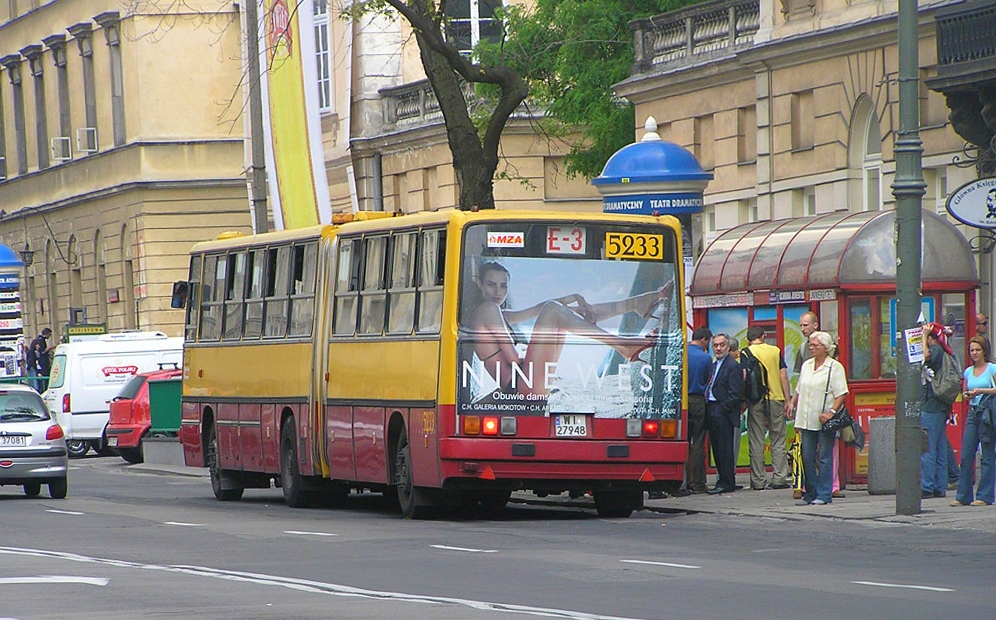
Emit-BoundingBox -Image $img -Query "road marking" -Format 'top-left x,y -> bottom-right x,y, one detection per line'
0,546 -> 639,620
0,576 -> 108,586
162,521 -> 205,527
284,530 -> 338,537
621,559 -> 701,570
45,509 -> 84,516
852,580 -> 954,593
430,544 -> 498,553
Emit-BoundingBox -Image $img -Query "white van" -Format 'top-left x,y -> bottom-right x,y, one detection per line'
43,332 -> 183,457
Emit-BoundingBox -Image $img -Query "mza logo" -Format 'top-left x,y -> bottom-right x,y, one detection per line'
102,365 -> 139,378
487,232 -> 525,248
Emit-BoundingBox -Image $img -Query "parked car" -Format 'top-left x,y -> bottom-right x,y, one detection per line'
106,366 -> 182,464
43,331 -> 183,458
0,384 -> 69,498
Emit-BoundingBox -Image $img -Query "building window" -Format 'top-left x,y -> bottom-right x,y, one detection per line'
862,110 -> 882,212
737,105 -> 756,163
69,23 -> 99,154
804,187 -> 817,216
445,0 -> 503,56
5,59 -> 29,176
791,90 -> 814,151
741,197 -> 758,222
44,35 -> 72,160
314,0 -> 331,112
23,47 -> 50,170
693,114 -> 714,170
96,15 -> 127,148
0,66 -> 6,180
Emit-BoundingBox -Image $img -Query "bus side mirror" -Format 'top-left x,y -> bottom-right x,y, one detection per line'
170,281 -> 189,309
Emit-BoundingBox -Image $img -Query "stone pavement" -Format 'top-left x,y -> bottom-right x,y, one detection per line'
129,463 -> 996,534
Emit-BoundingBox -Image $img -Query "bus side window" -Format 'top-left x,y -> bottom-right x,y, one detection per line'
264,246 -> 291,338
199,254 -> 224,341
289,242 -> 318,337
387,232 -> 417,335
417,229 -> 445,334
333,238 -> 361,335
359,236 -> 388,335
223,251 -> 247,340
244,248 -> 266,339
184,255 -> 202,342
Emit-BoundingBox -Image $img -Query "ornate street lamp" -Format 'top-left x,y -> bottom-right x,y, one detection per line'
19,243 -> 33,267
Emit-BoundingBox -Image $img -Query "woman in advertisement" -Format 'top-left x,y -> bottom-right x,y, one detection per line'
465,261 -> 673,400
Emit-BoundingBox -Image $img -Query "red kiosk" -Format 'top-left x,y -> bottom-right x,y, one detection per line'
689,209 -> 979,485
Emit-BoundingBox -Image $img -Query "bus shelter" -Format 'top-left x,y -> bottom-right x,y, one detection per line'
689,209 -> 979,485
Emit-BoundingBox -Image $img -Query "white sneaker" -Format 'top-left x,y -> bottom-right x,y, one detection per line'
811,499 -> 827,505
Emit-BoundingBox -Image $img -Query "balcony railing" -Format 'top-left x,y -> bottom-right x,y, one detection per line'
381,79 -> 477,129
935,0 -> 996,67
631,0 -> 760,74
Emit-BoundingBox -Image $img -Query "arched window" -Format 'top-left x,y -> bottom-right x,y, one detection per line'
849,96 -> 883,212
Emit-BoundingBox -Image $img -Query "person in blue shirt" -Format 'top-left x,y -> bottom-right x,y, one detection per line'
952,335 -> 996,506
683,327 -> 713,494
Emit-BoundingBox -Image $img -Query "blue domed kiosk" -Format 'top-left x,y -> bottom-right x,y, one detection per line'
592,117 -> 712,261
0,243 -> 26,377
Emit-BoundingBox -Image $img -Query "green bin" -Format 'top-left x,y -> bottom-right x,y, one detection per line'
148,377 -> 182,434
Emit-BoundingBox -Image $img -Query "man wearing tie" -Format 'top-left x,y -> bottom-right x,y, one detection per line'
706,333 -> 744,495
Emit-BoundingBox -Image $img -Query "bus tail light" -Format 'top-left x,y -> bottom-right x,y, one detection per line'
660,419 -> 678,439
500,416 -> 516,435
482,417 -> 499,435
642,420 -> 659,437
62,394 -> 70,413
463,416 -> 481,435
626,419 -> 641,437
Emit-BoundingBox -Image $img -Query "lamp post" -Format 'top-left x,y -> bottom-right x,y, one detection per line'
892,0 -> 927,516
18,244 -> 33,267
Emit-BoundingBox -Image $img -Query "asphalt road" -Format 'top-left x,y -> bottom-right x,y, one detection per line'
1,456 -> 993,620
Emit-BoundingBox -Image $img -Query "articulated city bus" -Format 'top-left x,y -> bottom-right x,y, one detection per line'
177,210 -> 687,518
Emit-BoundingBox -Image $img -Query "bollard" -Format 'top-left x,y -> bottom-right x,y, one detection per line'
868,416 -> 897,495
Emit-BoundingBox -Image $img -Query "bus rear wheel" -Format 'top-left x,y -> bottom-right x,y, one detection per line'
395,432 -> 429,519
207,424 -> 243,501
281,422 -> 315,508
593,488 -> 642,518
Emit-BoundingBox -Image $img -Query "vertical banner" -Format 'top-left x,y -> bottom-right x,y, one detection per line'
258,0 -> 332,229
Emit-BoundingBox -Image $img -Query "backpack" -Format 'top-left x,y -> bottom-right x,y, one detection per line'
929,351 -> 961,406
740,347 -> 768,406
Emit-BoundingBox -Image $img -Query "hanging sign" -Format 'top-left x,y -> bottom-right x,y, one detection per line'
946,178 -> 996,229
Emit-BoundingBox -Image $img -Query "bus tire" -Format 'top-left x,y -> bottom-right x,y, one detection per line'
395,432 -> 427,519
207,423 -> 244,502
281,422 -> 314,508
477,489 -> 512,516
593,488 -> 642,518
119,447 -> 144,464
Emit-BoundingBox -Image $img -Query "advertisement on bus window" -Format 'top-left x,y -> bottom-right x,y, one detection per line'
457,223 -> 682,419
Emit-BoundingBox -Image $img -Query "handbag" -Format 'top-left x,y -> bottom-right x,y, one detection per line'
821,361 -> 853,432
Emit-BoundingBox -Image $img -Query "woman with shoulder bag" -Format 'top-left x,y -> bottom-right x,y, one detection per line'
920,323 -> 954,499
790,331 -> 848,506
952,336 -> 996,507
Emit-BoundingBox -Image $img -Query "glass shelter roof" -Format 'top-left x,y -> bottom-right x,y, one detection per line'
690,210 -> 978,295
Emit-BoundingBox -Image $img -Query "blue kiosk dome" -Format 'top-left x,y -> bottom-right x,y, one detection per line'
0,243 -> 25,270
593,117 -> 712,215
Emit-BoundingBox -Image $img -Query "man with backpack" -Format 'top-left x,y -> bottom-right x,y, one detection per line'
742,326 -> 792,491
921,322 -> 960,499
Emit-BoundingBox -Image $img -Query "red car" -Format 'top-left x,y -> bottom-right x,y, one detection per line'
106,367 -> 182,464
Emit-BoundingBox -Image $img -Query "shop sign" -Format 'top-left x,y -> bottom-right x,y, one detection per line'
767,290 -> 805,304
602,192 -> 704,215
0,274 -> 19,289
946,178 -> 996,229
808,289 -> 837,302
692,293 -> 753,309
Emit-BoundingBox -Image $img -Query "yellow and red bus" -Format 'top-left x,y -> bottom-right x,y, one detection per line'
177,210 -> 687,517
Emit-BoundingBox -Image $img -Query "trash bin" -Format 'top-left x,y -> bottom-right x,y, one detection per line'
148,377 -> 181,435
868,416 -> 896,495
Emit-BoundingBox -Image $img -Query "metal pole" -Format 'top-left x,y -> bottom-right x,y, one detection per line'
245,0 -> 269,234
892,0 -> 926,516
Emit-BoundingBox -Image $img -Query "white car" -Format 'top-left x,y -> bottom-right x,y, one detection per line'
0,384 -> 69,498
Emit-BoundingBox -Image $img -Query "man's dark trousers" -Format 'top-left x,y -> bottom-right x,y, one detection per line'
707,402 -> 738,492
685,393 -> 708,492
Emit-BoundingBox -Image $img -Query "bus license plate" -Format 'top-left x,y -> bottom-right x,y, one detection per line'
555,415 -> 587,437
0,435 -> 26,447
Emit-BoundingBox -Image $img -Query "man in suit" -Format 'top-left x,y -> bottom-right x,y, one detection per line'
706,333 -> 744,495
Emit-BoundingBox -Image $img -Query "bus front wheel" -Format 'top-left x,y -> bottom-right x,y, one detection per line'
394,432 -> 429,519
207,424 -> 244,502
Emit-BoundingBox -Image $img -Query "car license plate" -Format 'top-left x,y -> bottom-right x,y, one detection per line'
0,435 -> 26,447
555,415 -> 587,437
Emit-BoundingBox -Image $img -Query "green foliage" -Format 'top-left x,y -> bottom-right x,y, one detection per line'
478,0 -> 705,179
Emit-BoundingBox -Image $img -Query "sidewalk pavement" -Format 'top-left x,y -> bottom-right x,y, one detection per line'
129,463 -> 996,534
